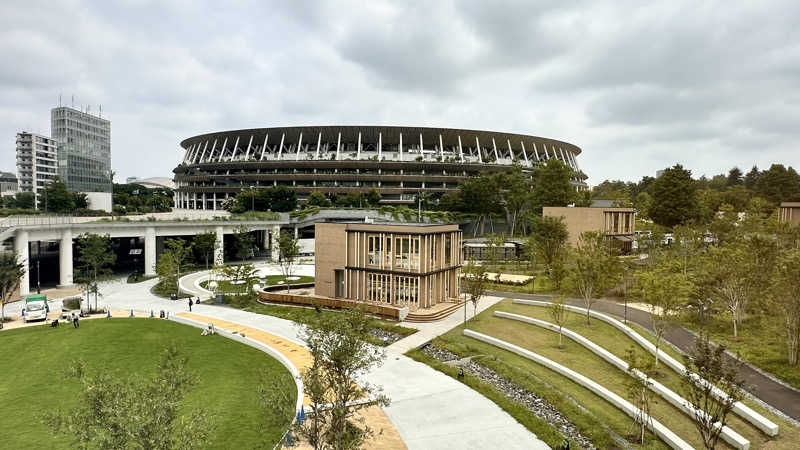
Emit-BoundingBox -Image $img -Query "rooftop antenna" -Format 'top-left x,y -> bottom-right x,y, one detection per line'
71,95 -> 74,108
59,93 -> 62,107
99,104 -> 102,118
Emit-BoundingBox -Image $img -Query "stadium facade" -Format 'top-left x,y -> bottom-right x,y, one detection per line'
173,126 -> 585,210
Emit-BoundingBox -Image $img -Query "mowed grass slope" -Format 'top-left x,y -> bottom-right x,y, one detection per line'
0,319 -> 296,449
496,301 -> 800,449
430,299 -> 798,449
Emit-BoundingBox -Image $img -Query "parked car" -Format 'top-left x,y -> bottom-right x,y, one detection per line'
23,295 -> 49,323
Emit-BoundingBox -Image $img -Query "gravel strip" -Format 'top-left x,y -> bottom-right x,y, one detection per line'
421,344 -> 596,449
370,328 -> 405,346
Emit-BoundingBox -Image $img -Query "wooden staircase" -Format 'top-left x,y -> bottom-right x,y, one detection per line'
404,302 -> 463,323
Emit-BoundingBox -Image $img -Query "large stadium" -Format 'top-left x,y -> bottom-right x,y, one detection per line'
173,126 -> 585,210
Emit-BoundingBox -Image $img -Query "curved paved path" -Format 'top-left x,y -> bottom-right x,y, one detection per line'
488,290 -> 800,422
179,263 -> 316,299
17,277 -> 548,450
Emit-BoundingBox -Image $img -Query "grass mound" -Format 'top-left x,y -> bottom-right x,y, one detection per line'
416,299 -> 800,449
0,319 -> 296,449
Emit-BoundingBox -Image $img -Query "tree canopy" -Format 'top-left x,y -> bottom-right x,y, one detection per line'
648,164 -> 699,227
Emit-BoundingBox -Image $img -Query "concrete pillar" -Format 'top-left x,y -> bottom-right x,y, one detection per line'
15,230 -> 30,296
144,227 -> 156,276
58,229 -> 74,287
294,226 -> 299,239
262,229 -> 269,250
214,226 -> 224,265
271,225 -> 281,262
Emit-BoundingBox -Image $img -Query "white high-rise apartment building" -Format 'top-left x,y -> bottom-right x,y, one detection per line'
16,131 -> 58,209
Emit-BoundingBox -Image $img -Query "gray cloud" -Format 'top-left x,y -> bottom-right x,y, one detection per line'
0,0 -> 798,186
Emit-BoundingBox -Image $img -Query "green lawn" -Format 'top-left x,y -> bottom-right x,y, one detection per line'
0,319 -> 296,449
499,302 -> 800,448
417,299 -> 799,449
201,275 -> 315,294
674,311 -> 800,390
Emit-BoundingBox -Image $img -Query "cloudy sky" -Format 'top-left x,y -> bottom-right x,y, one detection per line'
2,0 -> 798,185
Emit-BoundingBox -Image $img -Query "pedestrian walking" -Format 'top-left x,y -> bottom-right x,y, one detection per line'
189,297 -> 194,312
71,312 -> 79,329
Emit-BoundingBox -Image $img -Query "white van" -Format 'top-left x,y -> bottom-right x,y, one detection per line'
23,299 -> 48,322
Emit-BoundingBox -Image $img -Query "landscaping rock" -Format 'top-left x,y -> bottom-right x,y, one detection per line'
369,328 -> 404,346
422,344 -> 595,449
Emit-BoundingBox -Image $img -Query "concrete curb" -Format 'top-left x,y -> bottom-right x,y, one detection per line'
495,310 -> 749,450
511,299 -> 779,437
463,329 -> 694,450
170,314 -> 304,415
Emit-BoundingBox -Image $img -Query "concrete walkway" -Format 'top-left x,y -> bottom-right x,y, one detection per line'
488,289 -> 800,422
5,277 -> 548,450
389,296 -> 505,354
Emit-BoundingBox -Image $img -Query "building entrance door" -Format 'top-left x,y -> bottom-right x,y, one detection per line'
335,270 -> 344,297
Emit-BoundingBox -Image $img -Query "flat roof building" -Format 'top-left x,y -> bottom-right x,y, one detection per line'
0,171 -> 19,198
543,206 -> 635,252
315,222 -> 462,311
780,202 -> 800,226
15,132 -> 58,209
51,106 -> 112,194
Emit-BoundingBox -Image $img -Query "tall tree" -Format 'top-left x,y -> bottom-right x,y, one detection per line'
364,188 -> 382,206
726,167 -> 743,186
74,233 -> 116,312
649,164 -> 699,227
7,192 -> 35,209
45,344 -> 214,449
754,164 -> 800,205
493,163 -> 531,236
625,347 -> 655,445
462,260 -> 489,323
192,231 -> 217,269
306,191 -> 331,207
566,231 -> 621,325
770,248 -> 800,365
232,226 -> 255,260
681,334 -> 746,450
549,295 -> 568,348
277,231 -> 300,292
290,307 -> 390,449
632,259 -> 692,367
529,215 -> 569,276
269,185 -> 299,212
700,242 -> 755,338
156,238 -> 194,296
530,159 -> 576,214
743,165 -> 760,190
0,253 -> 26,328
43,177 -> 74,212
458,174 -> 500,235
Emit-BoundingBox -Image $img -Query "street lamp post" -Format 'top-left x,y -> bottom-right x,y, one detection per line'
36,241 -> 41,294
249,185 -> 255,211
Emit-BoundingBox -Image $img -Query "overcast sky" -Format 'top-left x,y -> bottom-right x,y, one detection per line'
2,0 -> 798,185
